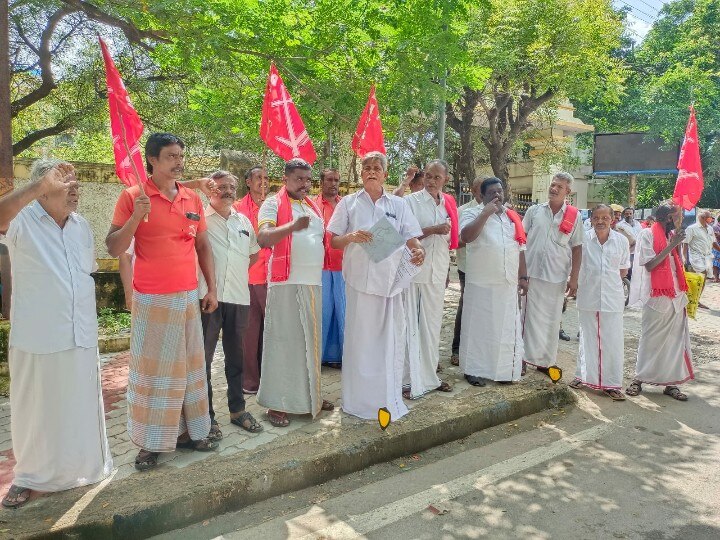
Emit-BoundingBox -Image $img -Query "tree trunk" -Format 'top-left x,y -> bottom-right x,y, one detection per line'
446,88 -> 480,192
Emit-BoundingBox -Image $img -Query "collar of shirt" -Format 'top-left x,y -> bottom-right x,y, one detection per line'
145,178 -> 193,203
357,188 -> 391,204
205,203 -> 239,221
540,200 -> 566,216
418,189 -> 443,205
29,201 -> 79,224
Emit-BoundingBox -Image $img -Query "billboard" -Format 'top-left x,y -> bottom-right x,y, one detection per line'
593,132 -> 679,175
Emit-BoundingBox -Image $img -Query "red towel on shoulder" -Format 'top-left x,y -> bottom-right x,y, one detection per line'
270,186 -> 322,283
442,192 -> 459,250
505,209 -> 527,245
649,222 -> 688,297
558,204 -> 579,235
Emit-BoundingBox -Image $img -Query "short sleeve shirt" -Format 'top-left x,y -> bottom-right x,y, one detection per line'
576,229 -> 630,313
405,189 -> 451,284
327,190 -> 422,297
258,194 -> 325,287
1,204 -> 98,354
111,180 -> 207,294
683,223 -> 714,271
522,202 -> 584,283
615,220 -> 643,254
198,206 -> 260,305
455,199 -> 478,273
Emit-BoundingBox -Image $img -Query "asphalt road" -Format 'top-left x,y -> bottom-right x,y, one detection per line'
156,362 -> 720,540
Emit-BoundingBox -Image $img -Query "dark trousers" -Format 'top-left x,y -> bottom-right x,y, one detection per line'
201,301 -> 249,420
451,270 -> 466,355
242,284 -> 267,393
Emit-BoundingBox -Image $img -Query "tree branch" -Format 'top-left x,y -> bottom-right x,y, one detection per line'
12,115 -> 77,155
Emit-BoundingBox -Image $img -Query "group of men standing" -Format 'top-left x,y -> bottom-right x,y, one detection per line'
0,133 -> 698,509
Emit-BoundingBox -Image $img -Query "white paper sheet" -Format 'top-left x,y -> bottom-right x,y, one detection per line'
361,215 -> 405,263
390,247 -> 422,295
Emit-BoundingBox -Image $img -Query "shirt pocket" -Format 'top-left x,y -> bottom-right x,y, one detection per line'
66,236 -> 95,275
552,228 -> 570,247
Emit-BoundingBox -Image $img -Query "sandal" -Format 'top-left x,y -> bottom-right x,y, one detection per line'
603,389 -> 626,401
2,485 -> 32,509
450,354 -> 459,367
267,410 -> 290,427
176,437 -> 219,451
569,378 -> 583,389
231,411 -> 264,433
134,450 -> 160,471
436,381 -> 452,392
465,374 -> 486,387
663,386 -> 688,401
321,399 -> 335,411
208,421 -> 223,442
625,381 -> 642,396
436,364 -> 444,373
402,389 -> 413,400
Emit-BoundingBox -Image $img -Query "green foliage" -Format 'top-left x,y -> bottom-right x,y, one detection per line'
97,308 -> 131,335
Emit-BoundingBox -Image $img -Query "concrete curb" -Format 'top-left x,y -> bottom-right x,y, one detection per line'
14,381 -> 573,539
98,334 -> 130,354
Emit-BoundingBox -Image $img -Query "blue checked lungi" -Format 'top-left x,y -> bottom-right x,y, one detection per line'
127,289 -> 211,452
321,270 -> 346,365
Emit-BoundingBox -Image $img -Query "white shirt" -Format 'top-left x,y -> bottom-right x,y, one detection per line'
258,194 -> 325,287
327,189 -> 422,297
629,228 -> 688,313
615,219 -> 643,254
455,199 -> 478,273
1,203 -> 98,354
405,189 -> 450,284
198,205 -> 259,305
683,222 -> 714,271
583,217 -> 593,231
576,229 -> 630,313
460,204 -> 525,286
522,202 -> 584,283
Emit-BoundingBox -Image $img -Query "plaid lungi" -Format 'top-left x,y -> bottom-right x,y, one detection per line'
127,289 -> 211,452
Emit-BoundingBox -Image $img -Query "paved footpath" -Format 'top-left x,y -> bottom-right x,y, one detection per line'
0,271 -> 718,537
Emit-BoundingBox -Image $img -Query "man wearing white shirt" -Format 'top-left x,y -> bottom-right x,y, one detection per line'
328,151 -> 425,421
459,177 -> 528,385
615,206 -> 642,277
683,210 -> 715,278
521,172 -> 584,378
570,205 -> 630,400
451,180 -> 480,366
200,171 -> 262,438
256,159 -> 332,427
0,159 -> 112,508
627,202 -> 694,401
402,160 -> 455,398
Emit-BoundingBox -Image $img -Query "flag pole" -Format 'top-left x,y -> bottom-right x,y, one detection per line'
119,114 -> 148,221
261,147 -> 267,201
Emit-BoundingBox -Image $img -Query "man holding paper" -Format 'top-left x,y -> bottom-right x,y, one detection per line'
402,160 -> 457,399
327,151 -> 425,420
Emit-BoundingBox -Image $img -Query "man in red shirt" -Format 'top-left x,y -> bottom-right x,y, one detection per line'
106,133 -> 219,470
233,166 -> 270,393
313,169 -> 345,367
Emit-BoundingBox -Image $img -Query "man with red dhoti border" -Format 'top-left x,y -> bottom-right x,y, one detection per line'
626,201 -> 694,401
521,172 -> 584,379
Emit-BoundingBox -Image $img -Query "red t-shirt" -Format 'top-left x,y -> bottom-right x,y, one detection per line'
234,194 -> 270,285
313,194 -> 343,271
111,180 -> 207,294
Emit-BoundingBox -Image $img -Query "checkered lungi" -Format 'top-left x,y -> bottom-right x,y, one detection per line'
127,289 -> 211,452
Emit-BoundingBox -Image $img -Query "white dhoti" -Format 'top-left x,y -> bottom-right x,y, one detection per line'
403,282 -> 444,398
9,347 -> 113,492
257,284 -> 322,416
460,283 -> 523,381
522,278 -> 566,368
635,305 -> 694,386
342,286 -> 409,420
576,310 -> 624,389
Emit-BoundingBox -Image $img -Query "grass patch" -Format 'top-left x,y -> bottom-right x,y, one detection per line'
97,308 -> 131,336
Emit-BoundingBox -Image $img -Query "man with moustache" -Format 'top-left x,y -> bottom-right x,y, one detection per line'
199,171 -> 263,437
570,204 -> 630,400
522,172 -> 584,379
459,177 -> 528,385
402,160 -> 457,398
256,159 -> 333,427
0,160 -> 112,508
107,133 -> 219,470
627,201 -> 694,401
615,206 -> 642,278
328,151 -> 425,421
234,166 -> 271,394
313,169 -> 346,367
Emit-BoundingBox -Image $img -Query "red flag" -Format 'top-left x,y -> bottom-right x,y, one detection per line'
99,37 -> 147,187
260,64 -> 316,164
673,105 -> 704,210
352,85 -> 386,157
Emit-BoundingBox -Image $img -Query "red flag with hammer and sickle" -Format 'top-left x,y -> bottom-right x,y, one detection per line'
260,63 -> 316,164
352,85 -> 386,157
673,105 -> 704,210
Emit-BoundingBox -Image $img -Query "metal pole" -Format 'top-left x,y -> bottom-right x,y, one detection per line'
437,78 -> 446,161
0,0 -> 13,319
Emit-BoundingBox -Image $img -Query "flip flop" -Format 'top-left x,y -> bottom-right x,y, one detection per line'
2,485 -> 32,509
625,381 -> 642,396
134,450 -> 160,471
436,381 -> 453,392
603,389 -> 626,401
267,410 -> 290,427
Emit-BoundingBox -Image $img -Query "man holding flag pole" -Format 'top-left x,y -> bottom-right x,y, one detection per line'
626,105 -> 701,401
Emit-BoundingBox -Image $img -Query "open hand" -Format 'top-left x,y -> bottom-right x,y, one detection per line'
40,166 -> 78,197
